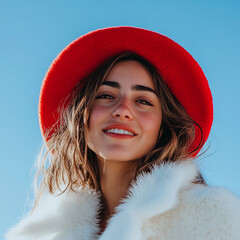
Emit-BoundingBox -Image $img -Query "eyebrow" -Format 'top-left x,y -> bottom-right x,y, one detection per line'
102,81 -> 158,96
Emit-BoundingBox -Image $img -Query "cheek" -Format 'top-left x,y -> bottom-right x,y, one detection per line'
87,106 -> 102,153
88,104 -> 107,128
139,111 -> 162,136
87,104 -> 111,150
87,105 -> 102,144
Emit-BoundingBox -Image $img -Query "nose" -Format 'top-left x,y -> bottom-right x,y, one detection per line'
112,97 -> 133,120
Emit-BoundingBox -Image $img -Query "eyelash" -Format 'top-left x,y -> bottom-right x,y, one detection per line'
96,94 -> 153,106
136,99 -> 153,106
96,94 -> 114,100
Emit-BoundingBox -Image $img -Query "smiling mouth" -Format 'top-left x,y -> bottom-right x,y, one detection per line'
104,128 -> 135,136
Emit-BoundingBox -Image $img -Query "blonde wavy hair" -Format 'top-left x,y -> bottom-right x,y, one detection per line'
34,52 -> 204,207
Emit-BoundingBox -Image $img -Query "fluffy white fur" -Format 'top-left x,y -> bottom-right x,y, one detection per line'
5,160 -> 240,240
5,189 -> 100,240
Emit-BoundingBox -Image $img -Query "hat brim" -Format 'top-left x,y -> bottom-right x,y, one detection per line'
39,26 -> 213,155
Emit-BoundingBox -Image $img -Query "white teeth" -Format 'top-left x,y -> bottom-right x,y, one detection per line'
106,128 -> 134,136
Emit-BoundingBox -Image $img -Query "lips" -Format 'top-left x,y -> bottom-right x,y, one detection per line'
103,124 -> 137,136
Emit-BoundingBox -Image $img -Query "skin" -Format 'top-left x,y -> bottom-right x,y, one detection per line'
87,60 -> 162,233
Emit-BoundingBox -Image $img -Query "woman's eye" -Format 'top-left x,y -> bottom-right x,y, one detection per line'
136,99 -> 153,106
96,94 -> 114,99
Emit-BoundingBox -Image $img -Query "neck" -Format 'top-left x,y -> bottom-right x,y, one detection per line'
98,158 -> 137,218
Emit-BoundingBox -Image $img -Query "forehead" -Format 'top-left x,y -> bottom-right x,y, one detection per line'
105,60 -> 154,88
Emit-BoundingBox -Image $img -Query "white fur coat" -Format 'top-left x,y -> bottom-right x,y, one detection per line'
5,160 -> 240,240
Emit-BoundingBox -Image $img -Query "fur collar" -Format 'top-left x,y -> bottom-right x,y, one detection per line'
100,160 -> 197,239
6,160 -> 199,240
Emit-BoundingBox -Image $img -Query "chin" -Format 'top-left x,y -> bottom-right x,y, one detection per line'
100,151 -> 144,162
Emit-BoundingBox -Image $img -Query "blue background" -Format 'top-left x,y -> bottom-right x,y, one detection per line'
1,0 -> 239,237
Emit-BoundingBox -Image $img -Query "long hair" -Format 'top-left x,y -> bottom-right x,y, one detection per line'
34,52 -> 205,208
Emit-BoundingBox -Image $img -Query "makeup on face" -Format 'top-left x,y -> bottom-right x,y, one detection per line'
87,60 -> 162,162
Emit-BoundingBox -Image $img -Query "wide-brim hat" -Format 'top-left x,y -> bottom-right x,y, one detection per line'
39,26 -> 213,155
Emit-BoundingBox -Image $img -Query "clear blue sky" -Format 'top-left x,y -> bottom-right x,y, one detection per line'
1,0 -> 240,237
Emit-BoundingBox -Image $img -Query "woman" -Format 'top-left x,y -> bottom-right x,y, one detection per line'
5,26 -> 240,239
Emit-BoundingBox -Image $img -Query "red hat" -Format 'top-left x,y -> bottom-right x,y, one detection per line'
39,26 -> 213,155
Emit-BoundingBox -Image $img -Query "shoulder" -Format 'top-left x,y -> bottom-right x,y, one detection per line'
181,183 -> 240,223
182,184 -> 240,239
4,188 -> 100,240
184,183 -> 240,210
146,184 -> 240,239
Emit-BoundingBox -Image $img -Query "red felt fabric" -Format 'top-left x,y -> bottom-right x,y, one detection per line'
39,26 -> 213,156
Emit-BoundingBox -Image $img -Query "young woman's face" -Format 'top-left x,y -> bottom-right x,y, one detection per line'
87,60 -> 162,162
